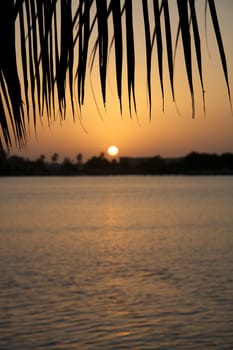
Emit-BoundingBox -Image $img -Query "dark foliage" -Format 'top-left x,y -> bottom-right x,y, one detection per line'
0,1 -> 231,149
1,152 -> 233,176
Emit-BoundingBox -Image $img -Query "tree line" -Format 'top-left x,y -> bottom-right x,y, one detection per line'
1,151 -> 233,176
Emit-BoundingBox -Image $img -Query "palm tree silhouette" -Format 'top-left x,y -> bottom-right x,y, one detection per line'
0,0 -> 231,151
51,152 -> 59,163
76,153 -> 83,166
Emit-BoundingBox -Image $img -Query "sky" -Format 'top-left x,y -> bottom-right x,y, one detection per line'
11,0 -> 233,162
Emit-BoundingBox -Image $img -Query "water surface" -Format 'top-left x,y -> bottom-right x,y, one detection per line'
0,176 -> 233,349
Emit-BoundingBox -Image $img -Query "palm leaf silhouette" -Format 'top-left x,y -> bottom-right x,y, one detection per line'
0,0 -> 231,150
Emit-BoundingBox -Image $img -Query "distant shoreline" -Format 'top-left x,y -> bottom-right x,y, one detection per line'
1,151 -> 233,176
1,172 -> 233,177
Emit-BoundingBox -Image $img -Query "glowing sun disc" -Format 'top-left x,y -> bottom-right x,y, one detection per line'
107,145 -> 119,157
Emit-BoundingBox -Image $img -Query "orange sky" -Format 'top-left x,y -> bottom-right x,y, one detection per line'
11,0 -> 233,162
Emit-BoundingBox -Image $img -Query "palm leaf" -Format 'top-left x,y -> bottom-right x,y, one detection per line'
25,0 -> 37,125
0,0 -> 231,149
207,0 -> 232,108
142,0 -> 152,116
189,0 -> 205,113
0,0 -> 26,147
96,0 -> 108,106
125,0 -> 137,115
152,0 -> 164,110
19,3 -> 29,118
177,0 -> 195,117
76,0 -> 91,107
110,0 -> 123,112
0,93 -> 12,149
30,0 -> 42,116
163,0 -> 174,101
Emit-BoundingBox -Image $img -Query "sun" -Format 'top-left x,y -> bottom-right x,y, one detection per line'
107,145 -> 119,157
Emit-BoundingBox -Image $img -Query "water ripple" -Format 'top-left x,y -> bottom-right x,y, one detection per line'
1,177 -> 233,349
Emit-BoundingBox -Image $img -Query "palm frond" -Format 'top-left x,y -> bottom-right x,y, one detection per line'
142,0 -> 152,117
177,0 -> 195,117
0,0 -> 26,147
124,0 -> 137,115
207,0 -> 232,108
110,0 -> 123,112
152,0 -> 164,111
0,0 -> 231,149
163,0 -> 175,102
189,0 -> 205,113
